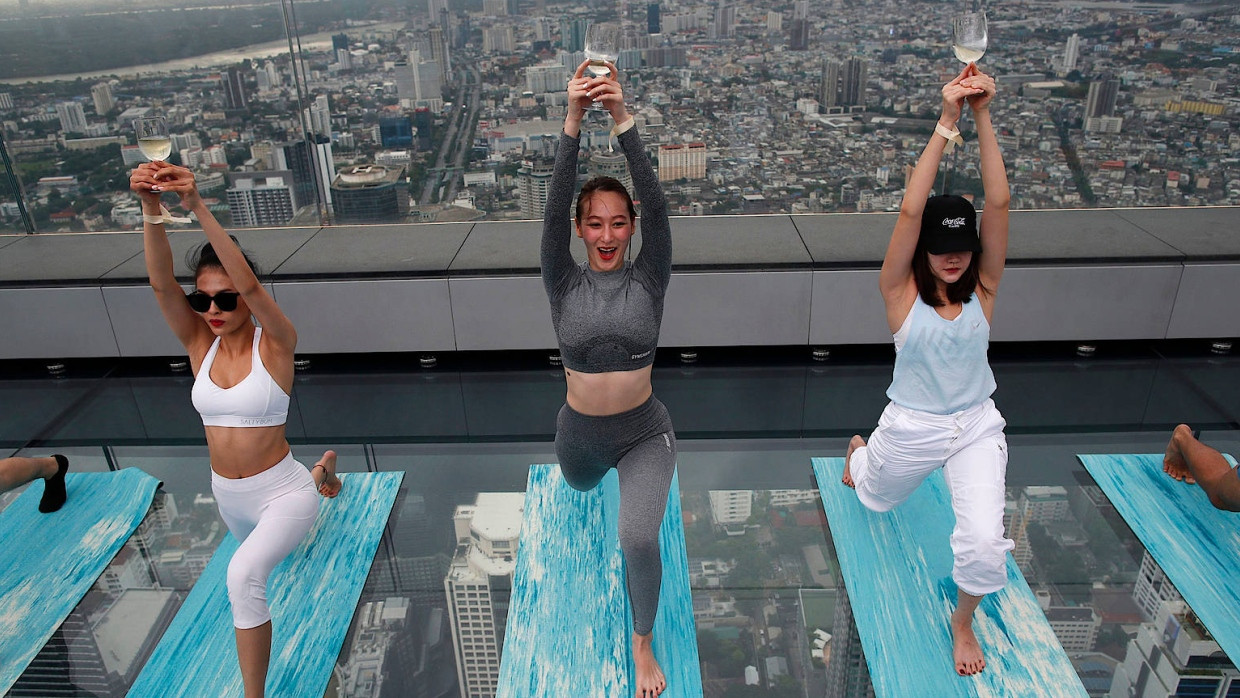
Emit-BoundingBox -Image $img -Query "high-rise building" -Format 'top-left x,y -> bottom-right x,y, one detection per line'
587,149 -> 634,198
657,142 -> 707,182
9,597 -> 114,696
1086,74 -> 1120,118
204,144 -> 227,167
332,32 -> 349,54
518,157 -> 554,219
379,115 -> 414,148
170,132 -> 201,153
330,164 -> 406,223
227,172 -> 296,227
221,67 -> 248,110
766,11 -> 782,33
443,493 -> 524,698
647,3 -> 660,34
1017,486 -> 1071,524
1045,606 -> 1099,651
91,82 -> 115,115
427,0 -> 448,21
250,141 -> 274,169
311,137 -> 335,214
1061,33 -> 1081,76
1133,551 -> 1183,621
560,17 -> 588,52
483,26 -> 514,54
483,0 -> 506,15
826,587 -> 874,698
0,93 -> 13,111
793,0 -> 809,20
416,61 -> 443,104
263,61 -> 281,89
395,61 -> 417,103
841,57 -> 868,107
712,4 -> 735,39
428,26 -> 451,82
414,108 -> 433,151
820,60 -> 840,108
1110,600 -> 1237,698
789,18 -> 810,51
708,490 -> 752,528
307,94 -> 331,138
55,102 -> 88,134
525,63 -> 568,94
272,140 -> 317,210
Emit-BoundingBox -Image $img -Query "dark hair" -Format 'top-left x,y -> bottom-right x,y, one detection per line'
575,177 -> 636,225
911,238 -> 985,307
187,236 -> 260,280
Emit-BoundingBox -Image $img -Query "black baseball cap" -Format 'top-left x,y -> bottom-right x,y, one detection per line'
920,195 -> 981,254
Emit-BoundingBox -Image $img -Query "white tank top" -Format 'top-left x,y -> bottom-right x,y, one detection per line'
191,327 -> 290,428
887,293 -> 996,415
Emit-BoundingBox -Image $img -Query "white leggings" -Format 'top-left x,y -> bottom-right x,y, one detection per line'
211,452 -> 320,629
850,399 -> 1014,596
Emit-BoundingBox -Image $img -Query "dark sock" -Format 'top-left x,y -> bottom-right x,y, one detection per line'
38,454 -> 68,514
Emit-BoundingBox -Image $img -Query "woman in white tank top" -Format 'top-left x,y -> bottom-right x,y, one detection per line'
841,63 -> 1012,679
130,161 -> 342,698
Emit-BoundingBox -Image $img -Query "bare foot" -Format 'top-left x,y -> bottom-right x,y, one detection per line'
633,632 -> 666,697
311,450 -> 342,498
951,608 -> 985,676
1164,424 -> 1196,484
842,435 -> 865,488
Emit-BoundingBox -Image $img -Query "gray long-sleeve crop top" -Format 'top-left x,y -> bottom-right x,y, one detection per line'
540,127 -> 672,374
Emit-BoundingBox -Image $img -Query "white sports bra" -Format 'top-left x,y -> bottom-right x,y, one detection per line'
191,327 -> 290,428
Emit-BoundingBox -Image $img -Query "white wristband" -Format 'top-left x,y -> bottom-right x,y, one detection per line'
935,122 -> 964,153
611,117 -> 636,137
143,204 -> 192,226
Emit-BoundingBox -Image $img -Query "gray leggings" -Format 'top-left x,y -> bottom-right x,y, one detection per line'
555,395 -> 677,636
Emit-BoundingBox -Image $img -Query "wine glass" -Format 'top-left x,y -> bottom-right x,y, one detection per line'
583,22 -> 621,112
952,11 -> 988,65
136,116 -> 171,162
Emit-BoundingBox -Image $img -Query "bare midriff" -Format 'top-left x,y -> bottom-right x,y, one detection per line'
205,425 -> 291,478
564,365 -> 654,416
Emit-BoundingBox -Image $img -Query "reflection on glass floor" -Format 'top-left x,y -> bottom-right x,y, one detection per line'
0,351 -> 1237,697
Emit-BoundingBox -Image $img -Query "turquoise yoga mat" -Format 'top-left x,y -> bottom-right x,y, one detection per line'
1078,453 -> 1240,664
812,457 -> 1086,698
128,471 -> 403,698
497,464 -> 702,698
0,468 -> 162,694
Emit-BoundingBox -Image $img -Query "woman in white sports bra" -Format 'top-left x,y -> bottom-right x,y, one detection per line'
130,160 -> 342,698
841,63 -> 1011,678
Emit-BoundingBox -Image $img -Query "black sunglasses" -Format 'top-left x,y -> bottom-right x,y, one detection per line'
186,291 -> 241,313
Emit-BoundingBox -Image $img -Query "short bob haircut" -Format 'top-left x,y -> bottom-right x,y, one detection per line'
575,176 -> 636,225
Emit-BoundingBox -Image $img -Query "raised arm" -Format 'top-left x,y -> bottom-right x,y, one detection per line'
591,63 -> 671,293
965,67 -> 1009,297
879,66 -> 982,308
130,163 -> 212,354
542,61 -> 592,299
153,164 -> 298,353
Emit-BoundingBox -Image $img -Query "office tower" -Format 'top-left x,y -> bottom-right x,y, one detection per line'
429,26 -> 451,82
820,60 -> 840,108
1061,33 -> 1081,75
427,0 -> 448,21
55,102 -> 88,134
1086,74 -> 1120,118
766,11 -> 782,32
221,67 -> 248,110
1109,600 -> 1238,698
560,17 -> 588,52
272,140 -> 317,210
379,115 -> 414,148
227,173 -> 296,227
331,164 -> 405,223
395,61 -> 417,103
1133,551 -> 1183,621
312,137 -> 335,214
307,94 -> 331,138
443,493 -> 524,698
0,93 -> 13,111
793,0 -> 809,20
712,4 -> 735,39
518,157 -> 554,219
841,57 -> 868,107
708,490 -> 752,529
525,63 -> 568,94
416,61 -> 443,103
587,149 -> 634,198
657,143 -> 707,182
263,61 -> 281,89
170,132 -> 201,153
483,26 -> 514,54
332,32 -> 349,54
647,3 -> 660,34
91,82 -> 114,115
414,108 -> 433,151
790,18 -> 810,51
826,587 -> 874,698
336,49 -> 353,70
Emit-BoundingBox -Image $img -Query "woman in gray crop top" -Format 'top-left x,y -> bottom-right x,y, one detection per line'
842,64 -> 1012,679
130,162 -> 342,698
542,60 -> 674,697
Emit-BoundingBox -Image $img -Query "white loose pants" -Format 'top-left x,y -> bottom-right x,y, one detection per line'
211,452 -> 320,629
850,398 -> 1013,596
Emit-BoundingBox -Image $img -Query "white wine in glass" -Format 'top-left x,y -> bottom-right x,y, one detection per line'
583,22 -> 621,111
952,11 -> 988,64
136,116 -> 171,161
